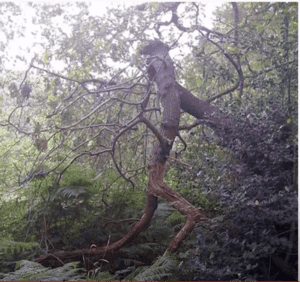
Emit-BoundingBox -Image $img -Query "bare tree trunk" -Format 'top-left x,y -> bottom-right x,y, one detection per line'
140,40 -> 207,252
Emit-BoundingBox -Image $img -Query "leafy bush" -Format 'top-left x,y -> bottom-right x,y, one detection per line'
177,97 -> 297,281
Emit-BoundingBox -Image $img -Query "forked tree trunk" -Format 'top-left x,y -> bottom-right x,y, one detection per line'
37,40 -> 231,265
140,40 -> 207,252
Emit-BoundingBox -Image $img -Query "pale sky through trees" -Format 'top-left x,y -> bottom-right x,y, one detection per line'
5,1 -> 225,71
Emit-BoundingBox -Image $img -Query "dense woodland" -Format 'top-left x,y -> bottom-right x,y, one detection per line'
0,2 -> 298,281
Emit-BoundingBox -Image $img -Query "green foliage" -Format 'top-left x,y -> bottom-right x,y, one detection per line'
104,184 -> 146,221
132,254 -> 178,281
0,241 -> 36,257
168,130 -> 234,218
59,165 -> 95,187
175,91 -> 297,280
0,240 -> 39,262
90,271 -> 118,281
146,203 -> 174,248
1,260 -> 86,281
168,210 -> 185,229
55,186 -> 87,198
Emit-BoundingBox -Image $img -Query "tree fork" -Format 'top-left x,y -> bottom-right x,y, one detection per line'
139,39 -> 207,252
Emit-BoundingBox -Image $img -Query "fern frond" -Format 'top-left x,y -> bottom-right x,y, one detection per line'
55,186 -> 86,198
172,222 -> 184,231
133,255 -> 177,281
0,240 -> 39,256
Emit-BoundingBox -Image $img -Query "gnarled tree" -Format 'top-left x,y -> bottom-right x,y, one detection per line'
34,37 -> 234,263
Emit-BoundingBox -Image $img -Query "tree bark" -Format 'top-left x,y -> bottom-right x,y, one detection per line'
140,40 -> 207,252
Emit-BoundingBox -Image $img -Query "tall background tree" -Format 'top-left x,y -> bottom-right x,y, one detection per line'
0,2 -> 297,281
